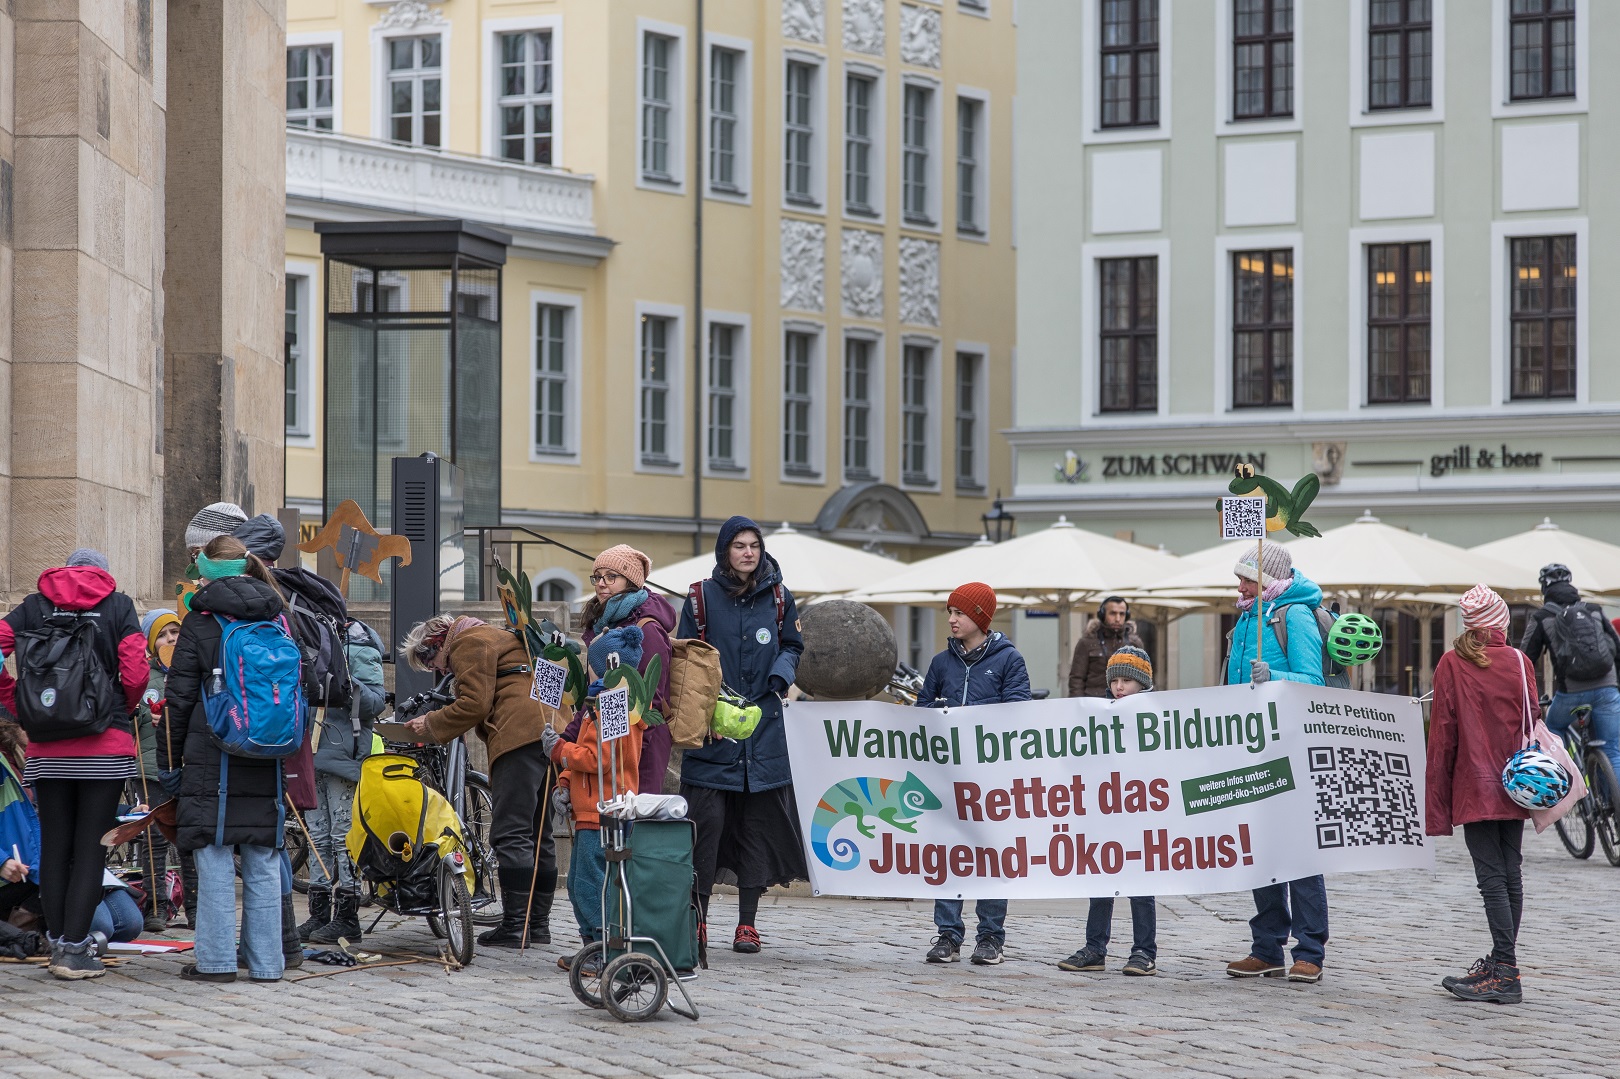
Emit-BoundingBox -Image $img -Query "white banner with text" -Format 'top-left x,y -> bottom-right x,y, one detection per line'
785,682 -> 1433,900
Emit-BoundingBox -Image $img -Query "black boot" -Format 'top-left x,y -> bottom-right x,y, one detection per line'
281,893 -> 303,969
297,886 -> 332,942
478,888 -> 532,948
308,888 -> 362,945
526,890 -> 554,946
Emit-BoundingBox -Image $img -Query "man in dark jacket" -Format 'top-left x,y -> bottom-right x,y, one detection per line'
917,582 -> 1030,966
1067,597 -> 1145,698
678,516 -> 806,955
1521,563 -> 1620,780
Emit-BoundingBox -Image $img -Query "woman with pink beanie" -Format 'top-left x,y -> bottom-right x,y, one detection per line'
1426,584 -> 1538,1004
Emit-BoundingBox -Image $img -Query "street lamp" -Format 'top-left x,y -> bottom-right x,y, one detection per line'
982,492 -> 1016,543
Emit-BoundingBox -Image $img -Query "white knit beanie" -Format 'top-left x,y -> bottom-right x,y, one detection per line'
184,502 -> 249,551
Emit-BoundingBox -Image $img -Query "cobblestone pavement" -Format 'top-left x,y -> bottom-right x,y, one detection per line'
4,830 -> 1616,1079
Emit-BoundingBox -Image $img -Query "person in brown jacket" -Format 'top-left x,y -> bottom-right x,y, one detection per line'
400,615 -> 566,948
1426,585 -> 1536,1005
1066,597 -> 1144,698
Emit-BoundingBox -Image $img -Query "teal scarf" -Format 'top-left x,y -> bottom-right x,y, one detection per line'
196,553 -> 248,580
594,588 -> 649,634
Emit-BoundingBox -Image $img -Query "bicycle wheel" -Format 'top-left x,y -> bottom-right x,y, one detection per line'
286,825 -> 311,894
601,952 -> 669,1023
463,775 -> 504,927
1586,750 -> 1620,867
1556,792 -> 1595,859
439,862 -> 475,967
569,941 -> 608,1009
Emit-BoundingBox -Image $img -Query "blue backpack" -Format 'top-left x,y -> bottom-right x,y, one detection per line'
204,614 -> 308,758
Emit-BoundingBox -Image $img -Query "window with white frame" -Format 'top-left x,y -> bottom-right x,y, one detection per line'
497,30 -> 554,165
1509,0 -> 1575,102
785,60 -> 818,204
903,83 -> 935,224
1368,0 -> 1433,110
641,32 -> 677,182
783,330 -> 818,475
955,351 -> 983,490
533,303 -> 570,454
710,46 -> 743,193
1101,0 -> 1160,128
1233,0 -> 1293,121
1099,256 -> 1159,412
284,274 -> 309,435
708,323 -> 743,469
1232,248 -> 1294,408
956,95 -> 985,233
843,336 -> 876,481
640,315 -> 675,464
846,73 -> 878,215
902,343 -> 934,485
287,45 -> 334,130
1509,234 -> 1576,399
388,35 -> 442,147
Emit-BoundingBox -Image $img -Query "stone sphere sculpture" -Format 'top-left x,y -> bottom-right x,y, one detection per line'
796,600 -> 898,701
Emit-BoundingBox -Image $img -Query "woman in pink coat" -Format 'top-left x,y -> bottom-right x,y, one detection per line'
1425,584 -> 1535,1005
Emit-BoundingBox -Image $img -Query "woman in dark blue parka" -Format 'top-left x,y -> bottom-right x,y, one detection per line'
677,517 -> 806,956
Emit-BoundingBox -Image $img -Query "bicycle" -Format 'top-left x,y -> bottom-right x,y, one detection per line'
1553,704 -> 1620,866
390,678 -> 504,928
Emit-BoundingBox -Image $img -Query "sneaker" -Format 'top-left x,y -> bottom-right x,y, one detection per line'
1287,961 -> 1323,983
48,937 -> 105,980
1056,946 -> 1107,972
970,938 -> 1004,966
733,925 -> 761,954
1226,955 -> 1286,978
1446,963 -> 1521,1004
925,935 -> 961,963
1441,957 -> 1494,991
179,963 -> 237,983
1123,951 -> 1157,976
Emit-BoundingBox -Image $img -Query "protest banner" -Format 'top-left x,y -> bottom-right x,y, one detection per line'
785,682 -> 1432,900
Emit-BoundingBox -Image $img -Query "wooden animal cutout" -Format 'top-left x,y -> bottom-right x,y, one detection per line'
296,499 -> 414,597
1225,463 -> 1322,538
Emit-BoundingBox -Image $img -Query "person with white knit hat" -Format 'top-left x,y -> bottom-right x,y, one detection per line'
1223,541 -> 1332,984
183,502 -> 249,556
1425,584 -> 1541,1004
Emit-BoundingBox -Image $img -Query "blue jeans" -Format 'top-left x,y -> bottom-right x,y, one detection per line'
934,898 -> 1007,946
1085,896 -> 1156,960
194,843 -> 283,979
91,889 -> 145,944
1545,686 -> 1620,780
1250,875 -> 1329,967
569,827 -> 607,944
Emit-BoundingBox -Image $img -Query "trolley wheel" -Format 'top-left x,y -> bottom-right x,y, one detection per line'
1588,751 -> 1620,867
601,952 -> 669,1023
1556,792 -> 1595,859
463,776 -> 503,927
569,941 -> 608,1010
439,863 -> 475,967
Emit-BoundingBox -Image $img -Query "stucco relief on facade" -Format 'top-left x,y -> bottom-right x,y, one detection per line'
377,1 -> 448,30
781,219 -> 826,312
841,228 -> 884,319
783,0 -> 826,45
899,4 -> 942,68
843,0 -> 886,55
898,237 -> 939,326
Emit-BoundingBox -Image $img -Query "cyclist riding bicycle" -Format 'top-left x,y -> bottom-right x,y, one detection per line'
1520,564 -> 1620,781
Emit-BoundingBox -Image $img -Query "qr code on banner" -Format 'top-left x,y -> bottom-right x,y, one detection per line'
530,660 -> 568,708
1309,747 -> 1424,849
1221,496 -> 1268,540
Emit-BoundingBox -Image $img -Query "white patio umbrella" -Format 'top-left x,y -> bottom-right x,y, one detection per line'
645,522 -> 902,600
1470,518 -> 1620,597
848,517 -> 1182,687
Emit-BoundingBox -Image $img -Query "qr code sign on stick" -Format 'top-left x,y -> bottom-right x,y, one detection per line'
598,685 -> 631,743
530,659 -> 568,708
1309,747 -> 1423,849
1221,496 -> 1268,540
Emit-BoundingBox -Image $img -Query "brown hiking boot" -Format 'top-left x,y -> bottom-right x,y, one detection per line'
1226,955 -> 1285,978
1445,963 -> 1521,1004
1287,961 -> 1322,983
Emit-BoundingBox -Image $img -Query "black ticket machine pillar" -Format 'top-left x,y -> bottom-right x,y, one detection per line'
391,452 -> 466,701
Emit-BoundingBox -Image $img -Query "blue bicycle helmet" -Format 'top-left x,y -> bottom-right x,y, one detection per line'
1501,746 -> 1571,810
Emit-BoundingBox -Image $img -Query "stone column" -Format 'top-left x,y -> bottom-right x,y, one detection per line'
161,0 -> 285,583
8,0 -> 167,603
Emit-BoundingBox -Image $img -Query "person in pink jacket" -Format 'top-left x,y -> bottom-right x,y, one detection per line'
1426,584 -> 1535,1005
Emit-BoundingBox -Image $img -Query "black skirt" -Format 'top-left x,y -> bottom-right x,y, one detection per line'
682,783 -> 809,893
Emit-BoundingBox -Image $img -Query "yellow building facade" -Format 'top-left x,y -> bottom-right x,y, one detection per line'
282,0 -> 1016,629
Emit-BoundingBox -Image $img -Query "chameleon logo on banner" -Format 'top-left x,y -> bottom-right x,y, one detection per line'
811,773 -> 943,870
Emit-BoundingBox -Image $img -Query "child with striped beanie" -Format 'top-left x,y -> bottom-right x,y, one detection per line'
1106,645 -> 1154,697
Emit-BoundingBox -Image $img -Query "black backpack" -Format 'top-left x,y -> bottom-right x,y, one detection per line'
12,604 -> 122,742
273,568 -> 354,709
1269,602 -> 1353,690
1542,602 -> 1617,683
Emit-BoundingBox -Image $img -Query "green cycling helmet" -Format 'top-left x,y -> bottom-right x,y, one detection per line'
711,695 -> 763,740
1325,612 -> 1382,667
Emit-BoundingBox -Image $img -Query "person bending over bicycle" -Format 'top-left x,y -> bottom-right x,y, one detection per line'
1521,564 -> 1620,781
399,615 -> 565,949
